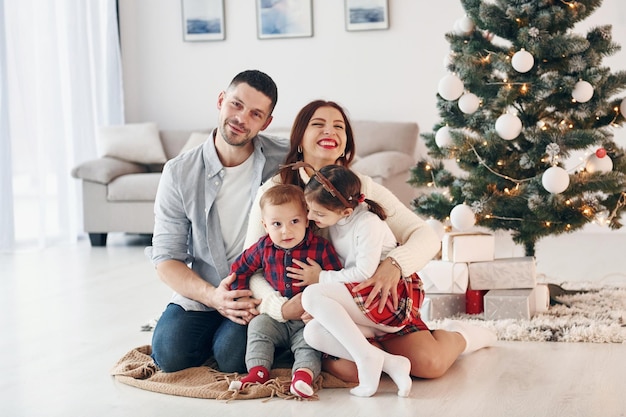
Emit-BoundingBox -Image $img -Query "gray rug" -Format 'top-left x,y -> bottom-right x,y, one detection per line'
427,284 -> 626,343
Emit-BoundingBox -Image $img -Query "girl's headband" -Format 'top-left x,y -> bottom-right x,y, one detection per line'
280,162 -> 352,208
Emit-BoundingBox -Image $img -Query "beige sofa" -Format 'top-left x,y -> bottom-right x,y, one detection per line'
71,121 -> 419,246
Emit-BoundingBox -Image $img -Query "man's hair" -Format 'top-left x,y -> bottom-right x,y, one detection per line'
229,69 -> 278,114
260,184 -> 307,214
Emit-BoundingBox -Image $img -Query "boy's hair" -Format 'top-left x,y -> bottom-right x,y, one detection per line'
304,165 -> 387,221
228,69 -> 278,114
260,184 -> 307,214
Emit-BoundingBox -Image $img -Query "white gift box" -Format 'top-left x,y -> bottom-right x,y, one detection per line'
533,283 -> 550,314
468,256 -> 537,290
441,232 -> 495,263
484,289 -> 533,320
418,260 -> 469,294
420,294 -> 466,321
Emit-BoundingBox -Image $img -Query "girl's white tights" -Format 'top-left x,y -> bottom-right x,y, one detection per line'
302,283 -> 412,397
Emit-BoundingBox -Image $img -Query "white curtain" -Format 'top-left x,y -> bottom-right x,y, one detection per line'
0,0 -> 124,251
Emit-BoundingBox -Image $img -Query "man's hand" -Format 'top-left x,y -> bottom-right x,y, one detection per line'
350,258 -> 400,313
287,258 -> 322,287
281,292 -> 305,321
210,273 -> 260,325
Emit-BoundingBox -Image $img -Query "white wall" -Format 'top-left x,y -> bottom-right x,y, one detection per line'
119,0 -> 467,132
119,1 -> 626,130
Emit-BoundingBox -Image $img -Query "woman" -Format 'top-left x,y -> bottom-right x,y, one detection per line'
245,100 -> 496,382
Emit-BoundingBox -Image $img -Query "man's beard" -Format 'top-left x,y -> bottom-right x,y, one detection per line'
219,121 -> 254,147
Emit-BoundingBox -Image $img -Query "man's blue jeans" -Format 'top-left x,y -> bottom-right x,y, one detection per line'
151,303 -> 247,373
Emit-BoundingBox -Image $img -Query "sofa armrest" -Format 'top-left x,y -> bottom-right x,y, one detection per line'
71,156 -> 148,185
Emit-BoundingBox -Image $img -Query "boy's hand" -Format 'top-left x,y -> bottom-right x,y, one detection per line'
282,293 -> 305,320
300,311 -> 314,324
287,258 -> 322,287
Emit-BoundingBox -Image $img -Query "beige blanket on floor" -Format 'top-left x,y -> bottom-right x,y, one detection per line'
110,345 -> 355,401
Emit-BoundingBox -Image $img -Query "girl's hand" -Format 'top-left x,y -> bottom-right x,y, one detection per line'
287,258 -> 322,287
350,258 -> 400,313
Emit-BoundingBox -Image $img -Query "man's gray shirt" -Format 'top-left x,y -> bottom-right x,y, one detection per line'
146,129 -> 289,312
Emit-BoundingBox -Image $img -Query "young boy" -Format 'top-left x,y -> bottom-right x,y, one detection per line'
228,184 -> 342,398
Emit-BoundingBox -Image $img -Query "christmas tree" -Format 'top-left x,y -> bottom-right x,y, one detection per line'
410,0 -> 626,256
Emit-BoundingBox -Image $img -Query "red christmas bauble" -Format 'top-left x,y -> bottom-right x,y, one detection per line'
595,148 -> 607,158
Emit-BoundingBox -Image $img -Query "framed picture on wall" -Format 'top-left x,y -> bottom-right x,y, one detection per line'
345,0 -> 389,31
256,0 -> 313,39
181,0 -> 225,41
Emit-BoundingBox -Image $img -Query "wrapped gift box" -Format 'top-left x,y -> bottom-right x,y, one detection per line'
420,294 -> 466,321
466,288 -> 488,314
418,260 -> 469,294
484,289 -> 532,320
441,232 -> 495,263
468,256 -> 537,290
533,283 -> 550,314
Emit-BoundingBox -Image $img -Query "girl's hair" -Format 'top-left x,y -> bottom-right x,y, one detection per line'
304,165 -> 387,221
259,184 -> 307,214
280,100 -> 356,188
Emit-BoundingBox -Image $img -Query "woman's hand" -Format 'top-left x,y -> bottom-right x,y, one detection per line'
287,258 -> 322,287
350,257 -> 401,313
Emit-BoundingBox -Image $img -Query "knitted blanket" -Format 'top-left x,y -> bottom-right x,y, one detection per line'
110,345 -> 355,401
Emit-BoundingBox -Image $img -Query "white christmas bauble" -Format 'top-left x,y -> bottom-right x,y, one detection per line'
542,166 -> 570,194
437,74 -> 464,101
450,204 -> 476,231
620,97 -> 626,117
585,153 -> 613,173
457,15 -> 475,35
511,49 -> 534,73
426,219 -> 446,241
435,125 -> 453,148
458,92 -> 480,114
572,80 -> 594,103
495,113 -> 522,140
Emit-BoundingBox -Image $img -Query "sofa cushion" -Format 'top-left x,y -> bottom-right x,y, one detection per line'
351,121 -> 418,157
351,151 -> 415,179
97,122 -> 167,164
107,173 -> 162,201
178,132 -> 210,155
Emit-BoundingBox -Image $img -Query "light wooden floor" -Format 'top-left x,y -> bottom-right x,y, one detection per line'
1,233 -> 625,417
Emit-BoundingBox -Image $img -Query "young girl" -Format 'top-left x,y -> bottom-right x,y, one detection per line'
283,162 -> 422,398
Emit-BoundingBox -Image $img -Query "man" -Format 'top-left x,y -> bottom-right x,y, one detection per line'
146,70 -> 289,373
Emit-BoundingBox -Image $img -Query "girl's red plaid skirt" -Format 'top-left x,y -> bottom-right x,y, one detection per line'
343,272 -> 430,342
